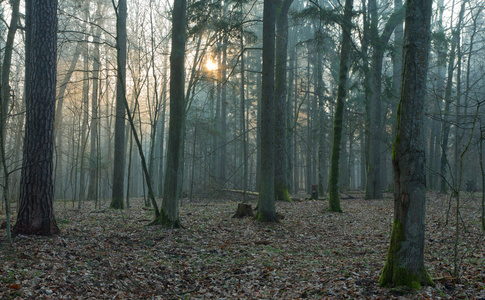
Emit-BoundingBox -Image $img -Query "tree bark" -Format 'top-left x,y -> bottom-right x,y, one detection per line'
256,0 -> 277,222
274,0 -> 293,202
439,2 -> 465,193
1,0 -> 20,135
154,0 -> 187,227
364,0 -> 405,200
328,0 -> 353,213
87,3 -> 104,201
111,0 -> 128,209
13,0 -> 60,236
379,0 -> 433,288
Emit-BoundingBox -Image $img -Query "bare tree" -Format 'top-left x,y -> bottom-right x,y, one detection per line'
380,0 -> 434,288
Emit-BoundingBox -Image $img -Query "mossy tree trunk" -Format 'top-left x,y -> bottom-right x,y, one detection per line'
274,0 -> 293,202
154,0 -> 187,228
328,0 -> 353,213
256,0 -> 278,222
379,0 -> 433,289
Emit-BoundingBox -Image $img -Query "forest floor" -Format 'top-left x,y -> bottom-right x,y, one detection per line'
1,191 -> 485,299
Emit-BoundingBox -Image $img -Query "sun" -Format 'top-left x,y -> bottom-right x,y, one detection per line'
206,58 -> 218,71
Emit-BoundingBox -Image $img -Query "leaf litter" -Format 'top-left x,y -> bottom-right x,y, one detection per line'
1,192 -> 484,299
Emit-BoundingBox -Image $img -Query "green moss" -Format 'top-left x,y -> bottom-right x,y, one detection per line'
149,209 -> 181,228
392,133 -> 400,162
380,219 -> 434,289
110,196 -> 124,209
275,186 -> 291,202
392,101 -> 402,162
327,202 -> 343,213
254,211 -> 279,223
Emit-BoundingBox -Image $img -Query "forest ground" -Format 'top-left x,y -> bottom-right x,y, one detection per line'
1,191 -> 484,299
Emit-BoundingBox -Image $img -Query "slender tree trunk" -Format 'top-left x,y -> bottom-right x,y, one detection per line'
328,0 -> 353,213
440,3 -> 465,193
391,0 -> 403,144
219,39 -> 228,186
54,43 -> 81,199
256,0 -> 277,222
274,0 -> 293,202
1,0 -> 20,133
79,12 -> 90,206
255,73 -> 262,191
154,0 -> 187,227
240,10 -> 248,203
111,0 -> 128,209
480,126 -> 485,231
287,34 -> 296,193
13,0 -> 60,236
0,0 -> 20,243
317,51 -> 326,196
157,56 -> 168,197
364,0 -> 404,199
87,9 -> 103,201
379,0 -> 433,288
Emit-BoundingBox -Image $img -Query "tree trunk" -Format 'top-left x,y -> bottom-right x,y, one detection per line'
239,8 -> 248,203
379,0 -> 433,288
219,38 -> 227,186
79,9 -> 90,206
256,0 -> 277,222
154,0 -> 187,227
13,0 -> 60,236
87,2 -> 104,201
274,0 -> 293,202
364,0 -> 405,199
111,0 -> 128,209
328,0 -> 353,213
1,0 -> 20,135
54,43 -> 81,199
439,2 -> 465,193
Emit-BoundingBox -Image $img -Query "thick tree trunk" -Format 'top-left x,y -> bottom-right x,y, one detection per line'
328,0 -> 353,213
13,0 -> 60,236
111,0 -> 128,209
380,0 -> 433,288
256,0 -> 277,222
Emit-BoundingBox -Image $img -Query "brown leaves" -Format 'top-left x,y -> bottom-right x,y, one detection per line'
0,193 -> 484,298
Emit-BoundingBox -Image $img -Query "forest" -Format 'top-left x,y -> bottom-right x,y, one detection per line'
1,0 -> 485,298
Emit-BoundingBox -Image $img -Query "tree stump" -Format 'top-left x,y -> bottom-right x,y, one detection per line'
232,203 -> 254,218
311,184 -> 319,200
